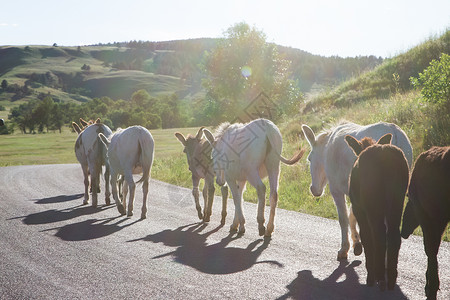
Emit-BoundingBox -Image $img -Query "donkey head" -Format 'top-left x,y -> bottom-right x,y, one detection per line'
175,127 -> 207,175
302,124 -> 329,197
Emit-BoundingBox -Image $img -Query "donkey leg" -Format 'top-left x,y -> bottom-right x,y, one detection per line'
220,185 -> 228,225
228,180 -> 245,234
205,177 -> 215,223
192,176 -> 203,220
332,191 -> 350,260
111,174 -> 125,215
247,171 -> 266,236
423,224 -> 444,299
349,206 -> 362,256
386,226 -> 401,290
89,164 -> 99,208
81,164 -> 90,205
104,164 -> 111,205
372,219 -> 387,291
266,167 -> 280,237
141,178 -> 149,219
126,174 -> 136,217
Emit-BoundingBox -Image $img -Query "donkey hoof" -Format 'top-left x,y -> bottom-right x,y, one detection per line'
220,218 -> 226,226
127,211 -> 133,217
197,212 -> 203,220
353,242 -> 363,256
337,250 -> 348,261
258,225 -> 266,236
229,225 -> 238,233
117,205 -> 126,215
238,227 -> 245,235
140,214 -> 147,220
83,199 -> 89,205
203,215 -> 210,223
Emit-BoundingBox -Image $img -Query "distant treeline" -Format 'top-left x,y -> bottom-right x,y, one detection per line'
92,39 -> 383,92
5,90 -> 185,134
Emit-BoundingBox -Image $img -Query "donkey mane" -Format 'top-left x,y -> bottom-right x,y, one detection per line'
213,122 -> 236,139
319,120 -> 351,136
360,137 -> 376,150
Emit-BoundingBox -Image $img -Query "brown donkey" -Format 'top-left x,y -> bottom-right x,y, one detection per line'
175,127 -> 228,224
401,146 -> 450,300
345,134 -> 409,291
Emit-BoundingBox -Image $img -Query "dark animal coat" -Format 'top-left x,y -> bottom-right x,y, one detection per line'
346,134 -> 409,291
401,146 -> 450,300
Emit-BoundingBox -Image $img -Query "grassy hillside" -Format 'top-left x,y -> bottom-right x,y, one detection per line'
305,30 -> 450,111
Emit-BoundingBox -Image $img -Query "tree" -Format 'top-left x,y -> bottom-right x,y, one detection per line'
202,22 -> 301,123
410,53 -> 450,112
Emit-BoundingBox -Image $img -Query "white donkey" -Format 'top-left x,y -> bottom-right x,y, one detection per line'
203,118 -> 305,237
74,121 -> 112,207
301,122 -> 413,260
99,126 -> 154,219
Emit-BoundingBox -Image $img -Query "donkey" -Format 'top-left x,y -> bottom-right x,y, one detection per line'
175,127 -> 229,224
203,118 -> 305,237
401,146 -> 450,300
99,126 -> 154,219
73,121 -> 112,207
302,122 -> 413,260
345,134 -> 409,291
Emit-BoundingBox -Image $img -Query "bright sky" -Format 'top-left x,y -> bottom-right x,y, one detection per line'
1,0 -> 449,57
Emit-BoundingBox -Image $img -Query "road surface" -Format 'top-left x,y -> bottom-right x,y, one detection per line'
0,164 -> 448,299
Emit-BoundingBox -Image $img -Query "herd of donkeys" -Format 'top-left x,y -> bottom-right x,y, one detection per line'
72,117 -> 449,300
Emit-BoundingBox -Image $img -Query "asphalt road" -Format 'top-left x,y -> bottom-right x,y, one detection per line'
0,164 -> 448,299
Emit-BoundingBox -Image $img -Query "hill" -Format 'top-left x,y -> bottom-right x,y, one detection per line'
0,38 -> 382,117
304,30 -> 450,112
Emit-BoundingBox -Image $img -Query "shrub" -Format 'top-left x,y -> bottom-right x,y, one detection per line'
410,53 -> 450,111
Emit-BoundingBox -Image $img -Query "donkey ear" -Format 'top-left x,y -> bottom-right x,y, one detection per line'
72,122 -> 82,134
302,124 -> 316,147
203,128 -> 215,145
98,133 -> 110,148
174,132 -> 187,146
345,135 -> 363,156
95,118 -> 101,124
377,133 -> 392,145
196,126 -> 205,140
79,118 -> 89,127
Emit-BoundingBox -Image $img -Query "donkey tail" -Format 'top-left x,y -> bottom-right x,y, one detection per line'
136,130 -> 154,184
279,148 -> 306,165
265,121 -> 305,165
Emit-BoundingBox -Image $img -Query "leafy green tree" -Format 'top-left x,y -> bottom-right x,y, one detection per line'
202,22 -> 301,122
411,53 -> 450,111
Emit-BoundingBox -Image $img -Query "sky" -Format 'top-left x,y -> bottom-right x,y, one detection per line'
1,0 -> 449,58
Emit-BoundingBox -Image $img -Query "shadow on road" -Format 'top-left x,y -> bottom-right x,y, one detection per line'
51,217 -> 142,241
277,260 -> 408,300
17,204 -> 114,225
128,223 -> 283,274
32,193 -> 84,204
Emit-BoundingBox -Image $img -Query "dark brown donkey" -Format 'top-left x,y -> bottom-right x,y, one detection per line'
401,146 -> 450,300
345,134 -> 409,291
175,127 -> 228,224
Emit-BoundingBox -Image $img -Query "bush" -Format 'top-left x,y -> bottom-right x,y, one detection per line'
411,53 -> 450,111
